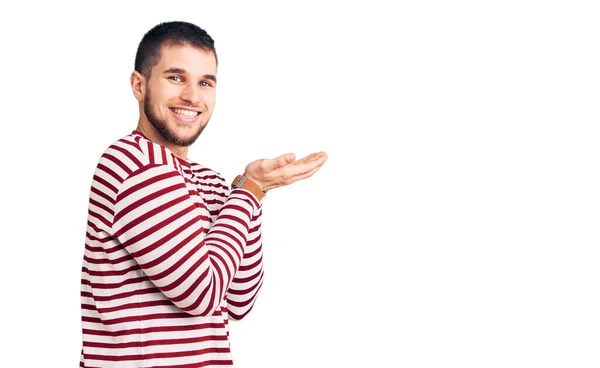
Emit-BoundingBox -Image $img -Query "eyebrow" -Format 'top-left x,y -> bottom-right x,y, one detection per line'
162,67 -> 217,83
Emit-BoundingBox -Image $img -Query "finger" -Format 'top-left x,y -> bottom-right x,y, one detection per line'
294,151 -> 327,165
265,153 -> 296,171
298,152 -> 327,169
291,152 -> 327,168
284,161 -> 324,185
279,153 -> 327,178
292,152 -> 319,165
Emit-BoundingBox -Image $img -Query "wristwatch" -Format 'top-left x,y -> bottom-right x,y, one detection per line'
231,174 -> 265,201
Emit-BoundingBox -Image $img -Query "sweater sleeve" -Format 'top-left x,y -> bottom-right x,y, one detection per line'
226,208 -> 265,321
110,163 -> 260,316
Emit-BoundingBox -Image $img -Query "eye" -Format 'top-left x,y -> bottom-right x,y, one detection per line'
168,76 -> 183,82
200,81 -> 212,87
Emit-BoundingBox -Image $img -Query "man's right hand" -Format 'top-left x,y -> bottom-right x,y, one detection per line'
243,151 -> 328,192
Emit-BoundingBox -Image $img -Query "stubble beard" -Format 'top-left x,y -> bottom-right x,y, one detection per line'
143,89 -> 208,147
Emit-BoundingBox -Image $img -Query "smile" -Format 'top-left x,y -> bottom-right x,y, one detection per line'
169,107 -> 201,122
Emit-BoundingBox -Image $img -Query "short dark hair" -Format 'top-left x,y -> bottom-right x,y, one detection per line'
134,21 -> 218,78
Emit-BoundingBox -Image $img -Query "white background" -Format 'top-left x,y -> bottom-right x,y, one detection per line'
0,1 -> 598,367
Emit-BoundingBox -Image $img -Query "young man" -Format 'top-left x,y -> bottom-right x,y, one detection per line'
80,21 -> 327,367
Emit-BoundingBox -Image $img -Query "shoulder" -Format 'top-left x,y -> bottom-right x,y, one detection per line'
94,132 -> 149,182
94,130 -> 202,185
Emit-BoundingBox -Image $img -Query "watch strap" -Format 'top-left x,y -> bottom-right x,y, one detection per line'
231,174 -> 265,201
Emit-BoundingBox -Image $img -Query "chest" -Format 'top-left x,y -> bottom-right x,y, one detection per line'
183,173 -> 228,229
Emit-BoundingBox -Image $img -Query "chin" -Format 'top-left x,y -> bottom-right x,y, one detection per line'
170,126 -> 204,146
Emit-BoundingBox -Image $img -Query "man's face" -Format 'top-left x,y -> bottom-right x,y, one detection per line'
143,44 -> 217,147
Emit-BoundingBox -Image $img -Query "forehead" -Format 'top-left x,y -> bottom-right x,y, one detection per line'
154,44 -> 217,75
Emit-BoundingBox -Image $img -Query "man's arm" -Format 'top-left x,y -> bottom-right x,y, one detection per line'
103,147 -> 326,319
220,151 -> 329,319
111,163 -> 260,317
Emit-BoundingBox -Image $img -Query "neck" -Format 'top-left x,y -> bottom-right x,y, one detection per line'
136,118 -> 189,160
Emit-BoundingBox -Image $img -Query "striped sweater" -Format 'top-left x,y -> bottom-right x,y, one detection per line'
80,130 -> 265,367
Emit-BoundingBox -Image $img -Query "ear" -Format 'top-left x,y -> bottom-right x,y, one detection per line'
130,71 -> 145,102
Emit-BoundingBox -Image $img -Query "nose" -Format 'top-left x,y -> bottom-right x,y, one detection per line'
180,83 -> 201,105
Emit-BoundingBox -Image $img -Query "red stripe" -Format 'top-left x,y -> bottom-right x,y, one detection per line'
81,291 -> 93,298
97,162 -> 123,184
198,189 -> 227,197
90,186 -> 115,205
208,230 -> 243,255
230,268 -> 262,283
230,189 -> 260,207
139,224 -> 204,269
96,299 -> 173,313
211,223 -> 247,250
114,182 -> 187,223
190,181 -> 228,190
85,348 -> 230,362
83,322 -> 225,337
84,243 -> 104,253
87,220 -> 104,234
244,241 -> 262,256
82,264 -> 141,277
208,244 -> 235,280
103,153 -> 133,176
88,210 -> 111,228
120,205 -> 198,258
238,255 -> 262,271
87,275 -> 148,290
148,141 -> 155,164
190,167 -> 215,175
118,138 -> 143,154
208,253 -> 228,303
199,276 -> 219,316
83,253 -> 134,266
218,203 -> 251,220
87,286 -> 160,302
207,237 -> 243,264
215,214 -> 250,232
149,359 -> 233,368
206,199 -> 224,206
117,167 -> 179,202
83,334 -> 228,349
83,312 -> 190,325
161,146 -> 167,164
114,199 -> 195,241
111,142 -> 144,167
228,272 -> 263,295
193,174 -> 219,180
89,198 -> 114,217
93,174 -> 117,194
169,264 -> 211,305
149,237 -> 203,283
154,249 -> 209,293
85,231 -> 112,243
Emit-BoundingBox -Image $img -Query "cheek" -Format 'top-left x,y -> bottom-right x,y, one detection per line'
152,81 -> 179,105
204,91 -> 217,109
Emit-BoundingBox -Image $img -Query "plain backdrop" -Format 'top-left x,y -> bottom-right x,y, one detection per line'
0,1 -> 598,367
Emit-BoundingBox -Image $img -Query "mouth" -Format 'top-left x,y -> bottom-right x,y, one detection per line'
169,107 -> 201,122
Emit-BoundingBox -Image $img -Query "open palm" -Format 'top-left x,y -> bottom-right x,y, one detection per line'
244,151 -> 328,192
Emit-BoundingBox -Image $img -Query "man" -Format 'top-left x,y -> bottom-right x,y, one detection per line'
80,21 -> 327,367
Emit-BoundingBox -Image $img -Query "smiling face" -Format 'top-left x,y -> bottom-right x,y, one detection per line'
136,44 -> 217,149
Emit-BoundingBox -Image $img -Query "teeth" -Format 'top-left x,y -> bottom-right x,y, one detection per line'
172,108 -> 199,118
